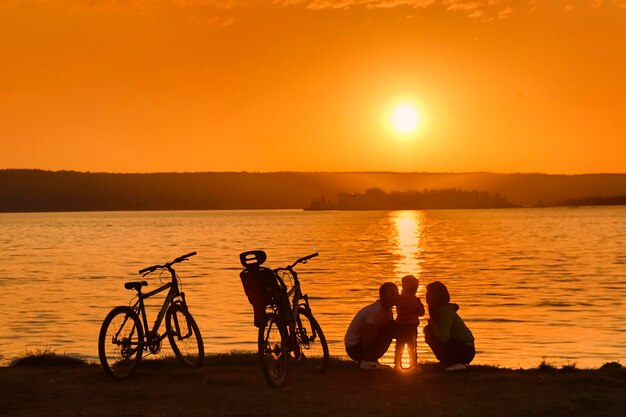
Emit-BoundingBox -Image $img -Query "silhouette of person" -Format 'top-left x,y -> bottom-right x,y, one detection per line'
424,281 -> 475,371
394,275 -> 425,369
344,282 -> 399,370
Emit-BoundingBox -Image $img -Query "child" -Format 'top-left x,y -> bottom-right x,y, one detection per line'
394,274 -> 425,369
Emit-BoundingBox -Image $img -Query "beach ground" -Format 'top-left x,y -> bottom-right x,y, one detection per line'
1,353 -> 624,417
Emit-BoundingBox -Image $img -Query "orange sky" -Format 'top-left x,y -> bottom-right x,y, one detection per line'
1,1 -> 625,173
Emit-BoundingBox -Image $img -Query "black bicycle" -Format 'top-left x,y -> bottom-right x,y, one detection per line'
241,251 -> 329,387
98,252 -> 204,379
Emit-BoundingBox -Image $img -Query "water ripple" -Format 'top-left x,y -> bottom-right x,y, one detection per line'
1,207 -> 625,368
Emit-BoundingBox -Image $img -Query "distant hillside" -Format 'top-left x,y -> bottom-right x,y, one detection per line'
1,169 -> 626,212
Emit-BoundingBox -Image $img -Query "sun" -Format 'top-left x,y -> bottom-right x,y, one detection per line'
391,103 -> 420,134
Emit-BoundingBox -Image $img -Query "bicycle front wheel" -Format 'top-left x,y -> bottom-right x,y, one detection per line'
98,306 -> 144,379
166,304 -> 204,368
297,308 -> 329,373
258,313 -> 289,387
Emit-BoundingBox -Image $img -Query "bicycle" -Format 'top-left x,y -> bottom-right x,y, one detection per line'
98,251 -> 204,379
239,251 -> 329,387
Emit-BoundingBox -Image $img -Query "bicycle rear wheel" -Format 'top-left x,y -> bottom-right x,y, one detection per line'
98,306 -> 144,379
166,304 -> 204,368
258,313 -> 289,387
297,308 -> 329,373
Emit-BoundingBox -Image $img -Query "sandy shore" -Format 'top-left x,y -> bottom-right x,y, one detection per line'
1,354 -> 625,417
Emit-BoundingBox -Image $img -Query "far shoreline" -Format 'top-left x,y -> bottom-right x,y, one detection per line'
1,204 -> 625,215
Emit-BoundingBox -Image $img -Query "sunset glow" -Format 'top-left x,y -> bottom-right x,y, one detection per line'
1,1 -> 625,173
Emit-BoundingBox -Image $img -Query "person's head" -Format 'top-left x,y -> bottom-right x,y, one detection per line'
401,275 -> 419,295
379,282 -> 399,309
425,281 -> 450,310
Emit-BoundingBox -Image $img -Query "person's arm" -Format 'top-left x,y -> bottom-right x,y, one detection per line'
430,306 -> 454,343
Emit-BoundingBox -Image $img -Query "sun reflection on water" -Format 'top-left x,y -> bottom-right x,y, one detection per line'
390,210 -> 424,279
384,210 -> 426,368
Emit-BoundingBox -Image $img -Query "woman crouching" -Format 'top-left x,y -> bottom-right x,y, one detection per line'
424,281 -> 475,371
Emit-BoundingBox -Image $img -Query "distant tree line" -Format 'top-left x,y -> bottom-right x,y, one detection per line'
1,169 -> 626,212
308,188 -> 517,210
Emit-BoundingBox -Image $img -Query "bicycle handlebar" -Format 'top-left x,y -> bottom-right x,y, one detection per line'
297,252 -> 318,264
281,252 -> 318,270
173,251 -> 197,263
138,251 -> 197,275
138,265 -> 156,274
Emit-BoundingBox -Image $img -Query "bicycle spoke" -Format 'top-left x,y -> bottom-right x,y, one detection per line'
297,309 -> 329,373
258,314 -> 289,387
98,307 -> 143,379
166,305 -> 204,368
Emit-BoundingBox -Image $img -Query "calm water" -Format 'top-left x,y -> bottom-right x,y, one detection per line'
1,208 -> 625,368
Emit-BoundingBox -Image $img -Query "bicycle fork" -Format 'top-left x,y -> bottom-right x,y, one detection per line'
170,308 -> 192,340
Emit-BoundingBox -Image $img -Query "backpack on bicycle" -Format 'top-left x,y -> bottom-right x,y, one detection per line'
239,250 -> 291,327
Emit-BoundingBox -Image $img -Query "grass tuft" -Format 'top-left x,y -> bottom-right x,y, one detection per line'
204,351 -> 258,366
599,361 -> 622,371
139,355 -> 181,369
537,358 -> 557,372
561,362 -> 578,372
466,364 -> 502,372
10,347 -> 88,367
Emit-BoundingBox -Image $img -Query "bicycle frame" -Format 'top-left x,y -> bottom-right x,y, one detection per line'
286,271 -> 310,313
132,266 -> 187,345
274,267 -> 313,342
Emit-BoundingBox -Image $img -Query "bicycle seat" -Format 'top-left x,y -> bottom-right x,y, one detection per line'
124,281 -> 148,291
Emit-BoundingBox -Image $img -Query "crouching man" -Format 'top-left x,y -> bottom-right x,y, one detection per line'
344,282 -> 399,370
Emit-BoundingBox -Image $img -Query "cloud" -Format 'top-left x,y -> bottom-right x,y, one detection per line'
207,16 -> 235,26
498,5 -> 512,18
4,1 -> 625,19
274,0 -> 626,16
302,0 -> 437,9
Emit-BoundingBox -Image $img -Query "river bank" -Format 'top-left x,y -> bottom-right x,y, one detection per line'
1,353 -> 624,417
